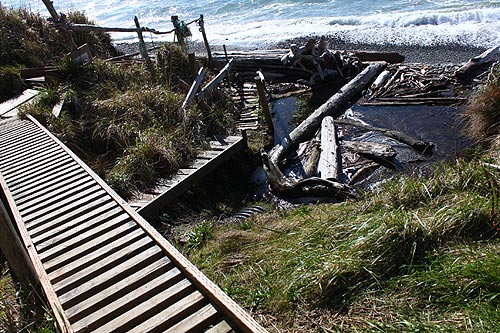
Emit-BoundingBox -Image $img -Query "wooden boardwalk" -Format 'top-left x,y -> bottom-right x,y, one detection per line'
231,82 -> 259,131
0,89 -> 39,118
0,116 -> 267,333
131,135 -> 246,218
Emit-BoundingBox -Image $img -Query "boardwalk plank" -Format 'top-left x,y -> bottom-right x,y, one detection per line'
163,304 -> 219,333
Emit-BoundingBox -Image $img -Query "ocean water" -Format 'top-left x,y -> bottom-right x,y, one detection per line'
3,0 -> 500,47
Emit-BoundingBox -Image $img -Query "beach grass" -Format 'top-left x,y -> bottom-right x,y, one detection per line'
185,158 -> 500,332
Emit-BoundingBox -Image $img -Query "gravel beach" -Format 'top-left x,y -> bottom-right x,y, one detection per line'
115,35 -> 491,65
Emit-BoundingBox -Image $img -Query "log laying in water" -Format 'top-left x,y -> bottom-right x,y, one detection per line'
334,118 -> 434,155
342,140 -> 397,169
261,150 -> 355,199
269,62 -> 386,164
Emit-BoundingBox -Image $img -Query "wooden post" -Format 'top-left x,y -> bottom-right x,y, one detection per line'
255,71 -> 274,137
134,16 -> 156,82
188,52 -> 199,81
171,16 -> 186,51
41,0 -> 78,51
199,15 -> 212,66
223,44 -> 229,63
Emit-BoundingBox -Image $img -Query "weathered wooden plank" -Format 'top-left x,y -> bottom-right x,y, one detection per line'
125,290 -> 205,333
0,89 -> 39,117
197,59 -> 233,101
317,116 -> 340,181
0,131 -> 47,153
58,245 -> 163,308
65,258 -> 173,324
15,172 -> 88,206
52,97 -> 65,117
138,136 -> 245,218
6,154 -> 73,186
33,203 -> 120,248
27,195 -> 113,238
42,222 -> 138,274
183,67 -> 206,110
19,179 -> 96,215
71,265 -> 182,332
0,175 -> 73,333
2,148 -> 68,177
53,236 -> 153,295
0,188 -> 40,289
48,229 -> 145,284
0,141 -> 57,167
206,321 -> 234,333
164,303 -> 219,333
22,186 -> 104,224
10,164 -> 81,195
86,280 -> 195,333
38,214 -> 132,262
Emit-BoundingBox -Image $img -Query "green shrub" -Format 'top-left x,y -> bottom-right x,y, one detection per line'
0,66 -> 25,102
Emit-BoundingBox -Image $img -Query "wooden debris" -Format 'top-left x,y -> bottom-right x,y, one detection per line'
303,133 -> 321,178
342,140 -> 397,168
335,118 -> 434,155
367,63 -> 462,104
261,149 -> 354,199
182,67 -> 206,110
348,163 -> 380,186
197,59 -> 233,101
318,116 -> 341,181
269,62 -> 386,164
51,93 -> 66,117
455,46 -> 499,81
281,39 -> 362,85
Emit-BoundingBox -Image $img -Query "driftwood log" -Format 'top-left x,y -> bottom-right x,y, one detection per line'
303,133 -> 321,178
269,62 -> 386,164
455,46 -> 499,81
318,116 -> 341,180
261,150 -> 354,199
350,51 -> 405,64
334,118 -> 434,155
342,140 -> 397,169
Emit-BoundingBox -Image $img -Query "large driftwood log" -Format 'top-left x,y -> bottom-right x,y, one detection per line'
303,133 -> 321,178
455,46 -> 499,81
261,150 -> 354,199
318,116 -> 341,180
269,62 -> 386,164
350,51 -> 405,64
334,118 -> 434,155
342,140 -> 397,169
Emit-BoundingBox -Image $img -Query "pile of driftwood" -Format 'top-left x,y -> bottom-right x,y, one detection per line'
281,39 -> 362,85
364,63 -> 466,106
261,62 -> 435,200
